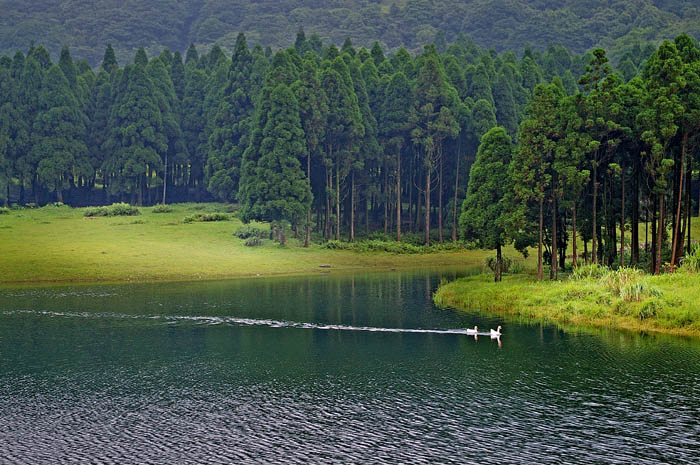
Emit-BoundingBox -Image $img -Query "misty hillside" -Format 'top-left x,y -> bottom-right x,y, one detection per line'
2,0 -> 699,65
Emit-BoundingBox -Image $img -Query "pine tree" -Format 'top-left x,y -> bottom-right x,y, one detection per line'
101,44 -> 118,74
460,127 -> 514,281
31,65 -> 88,203
182,67 -> 208,200
170,51 -> 186,101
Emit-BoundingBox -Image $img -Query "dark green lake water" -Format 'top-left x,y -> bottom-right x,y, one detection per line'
1,269 -> 699,464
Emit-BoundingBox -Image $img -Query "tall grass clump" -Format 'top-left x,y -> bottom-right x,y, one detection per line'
0,206 -> 10,215
84,203 -> 141,217
151,204 -> 173,213
599,267 -> 644,294
570,263 -> 609,280
183,212 -> 229,223
679,244 -> 700,273
234,224 -> 268,239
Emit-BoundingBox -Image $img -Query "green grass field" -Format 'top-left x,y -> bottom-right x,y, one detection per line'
0,203 -> 514,284
434,268 -> 700,338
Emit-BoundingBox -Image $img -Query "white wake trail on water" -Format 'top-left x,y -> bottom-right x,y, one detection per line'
3,309 -> 491,335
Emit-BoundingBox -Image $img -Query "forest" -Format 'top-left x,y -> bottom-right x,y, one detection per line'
1,30 -> 699,280
2,0 -> 700,66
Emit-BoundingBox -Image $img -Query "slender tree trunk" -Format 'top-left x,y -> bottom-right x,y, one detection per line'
583,238 -> 589,265
620,164 -> 625,267
452,141 -> 460,242
551,195 -> 558,280
592,164 -> 598,264
538,198 -> 543,281
350,171 -> 355,242
56,188 -> 63,203
425,168 -> 431,246
383,165 -> 388,235
671,133 -> 688,267
632,165 -> 639,265
572,205 -> 578,268
651,196 -> 657,273
656,192 -> 664,275
335,164 -> 340,241
495,243 -> 502,282
305,152 -> 311,248
396,149 -> 401,242
438,152 -> 443,244
686,156 -> 692,255
162,154 -> 168,205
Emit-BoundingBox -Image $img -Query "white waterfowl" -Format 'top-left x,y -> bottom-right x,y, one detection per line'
466,325 -> 478,334
490,325 -> 502,337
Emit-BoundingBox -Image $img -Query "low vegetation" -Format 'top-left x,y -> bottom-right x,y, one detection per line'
84,202 -> 141,217
0,203 -> 501,284
434,263 -> 700,337
183,212 -> 229,223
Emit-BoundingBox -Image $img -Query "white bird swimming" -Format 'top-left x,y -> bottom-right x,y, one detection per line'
465,325 -> 478,334
490,325 -> 502,337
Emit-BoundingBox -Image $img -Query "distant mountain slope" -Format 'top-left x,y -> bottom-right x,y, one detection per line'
1,0 -> 699,64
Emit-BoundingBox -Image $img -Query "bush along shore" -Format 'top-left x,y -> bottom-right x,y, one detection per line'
434,260 -> 700,338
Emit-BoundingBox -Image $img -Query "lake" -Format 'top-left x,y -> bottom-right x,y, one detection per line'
1,269 -> 699,464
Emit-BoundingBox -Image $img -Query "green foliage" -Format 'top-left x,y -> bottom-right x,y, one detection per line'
0,206 -> 10,215
679,244 -> 700,273
84,203 -> 141,217
183,212 -> 229,223
570,264 -> 609,280
244,237 -> 263,247
151,204 -> 173,213
485,256 -> 513,274
234,224 -> 268,239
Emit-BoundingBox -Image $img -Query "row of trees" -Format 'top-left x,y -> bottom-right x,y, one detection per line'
461,34 -> 700,279
1,31 -> 602,245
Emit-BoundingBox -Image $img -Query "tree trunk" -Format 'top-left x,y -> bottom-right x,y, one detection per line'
656,192 -> 663,275
396,149 -> 401,242
350,171 -> 355,242
671,133 -> 688,267
686,156 -> 692,255
305,152 -> 311,248
592,164 -> 598,264
425,168 -> 431,245
583,238 -> 588,265
538,198 -> 543,281
452,141 -> 460,242
335,164 -> 340,241
620,164 -> 625,267
438,153 -> 443,244
383,165 -> 388,235
56,188 -> 63,204
631,165 -> 639,265
572,205 -> 578,268
551,195 -> 558,280
495,243 -> 502,282
162,154 -> 168,205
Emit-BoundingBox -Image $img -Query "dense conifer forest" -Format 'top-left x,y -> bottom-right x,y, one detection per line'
2,1 -> 699,66
1,30 -> 699,279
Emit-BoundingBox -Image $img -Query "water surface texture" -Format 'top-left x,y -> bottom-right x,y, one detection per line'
1,270 -> 699,464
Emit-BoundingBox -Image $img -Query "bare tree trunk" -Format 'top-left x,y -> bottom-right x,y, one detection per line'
335,164 -> 340,241
452,141 -> 460,242
438,151 -> 443,244
383,165 -> 388,235
350,171 -> 355,242
495,242 -> 502,282
592,164 -> 598,264
620,164 -> 625,267
551,195 -> 558,280
671,133 -> 688,267
656,192 -> 663,275
686,156 -> 692,255
425,168 -> 431,245
305,152 -> 311,248
572,205 -> 578,268
538,198 -> 543,281
162,154 -> 167,205
396,149 -> 401,242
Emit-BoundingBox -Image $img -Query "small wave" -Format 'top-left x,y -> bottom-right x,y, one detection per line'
2,310 -> 490,336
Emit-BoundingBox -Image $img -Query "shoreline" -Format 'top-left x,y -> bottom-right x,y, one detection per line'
434,273 -> 700,338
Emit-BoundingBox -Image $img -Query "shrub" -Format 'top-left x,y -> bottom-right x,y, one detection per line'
679,244 -> 700,273
485,256 -> 513,274
570,264 -> 609,280
637,298 -> 662,320
619,279 -> 661,302
599,267 -> 644,295
183,213 -> 229,223
0,206 -> 10,215
152,204 -> 173,213
244,237 -> 263,247
84,203 -> 141,217
234,224 -> 268,239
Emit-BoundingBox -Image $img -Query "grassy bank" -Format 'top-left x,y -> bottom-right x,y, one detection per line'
434,268 -> 700,337
0,203 -> 518,284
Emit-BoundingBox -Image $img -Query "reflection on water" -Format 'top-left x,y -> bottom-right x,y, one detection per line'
1,269 -> 699,464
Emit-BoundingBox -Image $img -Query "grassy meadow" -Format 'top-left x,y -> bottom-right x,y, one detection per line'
0,203 -> 511,284
434,266 -> 700,338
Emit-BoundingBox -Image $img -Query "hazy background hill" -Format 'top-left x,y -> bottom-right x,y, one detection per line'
2,0 -> 699,65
